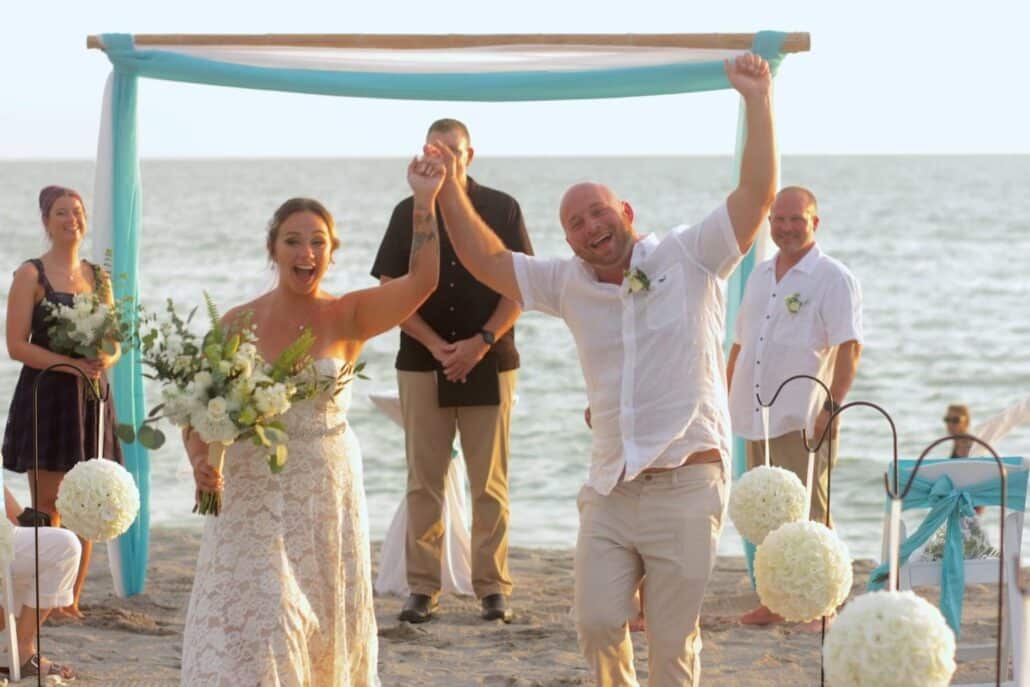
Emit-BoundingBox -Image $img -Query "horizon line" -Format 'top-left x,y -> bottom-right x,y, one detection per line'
3,152 -> 1030,162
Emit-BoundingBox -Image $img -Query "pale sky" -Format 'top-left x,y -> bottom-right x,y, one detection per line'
2,0 -> 1027,158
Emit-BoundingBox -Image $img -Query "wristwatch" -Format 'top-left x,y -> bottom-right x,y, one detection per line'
823,399 -> 841,413
479,329 -> 496,345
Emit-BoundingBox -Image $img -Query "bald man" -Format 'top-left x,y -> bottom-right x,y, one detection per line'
413,53 -> 777,687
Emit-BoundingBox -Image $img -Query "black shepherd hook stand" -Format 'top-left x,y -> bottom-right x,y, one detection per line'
813,400 -> 900,687
756,374 -> 837,529
756,374 -> 839,687
758,385 -> 902,687
892,434 -> 1008,687
27,362 -> 108,687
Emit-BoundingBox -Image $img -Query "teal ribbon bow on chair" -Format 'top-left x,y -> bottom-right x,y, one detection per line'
868,457 -> 1027,637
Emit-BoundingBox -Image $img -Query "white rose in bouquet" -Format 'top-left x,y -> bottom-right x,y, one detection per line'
755,520 -> 852,622
824,590 -> 955,687
729,465 -> 808,545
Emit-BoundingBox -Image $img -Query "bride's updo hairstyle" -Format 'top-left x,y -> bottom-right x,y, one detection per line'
266,198 -> 341,260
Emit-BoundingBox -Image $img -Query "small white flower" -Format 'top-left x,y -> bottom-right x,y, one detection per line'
207,397 -> 228,419
254,383 -> 291,417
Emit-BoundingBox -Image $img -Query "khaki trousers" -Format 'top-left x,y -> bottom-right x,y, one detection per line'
399,370 -> 516,599
746,430 -> 837,526
574,462 -> 727,687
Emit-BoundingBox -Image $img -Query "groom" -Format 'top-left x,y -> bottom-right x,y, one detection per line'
414,53 -> 777,686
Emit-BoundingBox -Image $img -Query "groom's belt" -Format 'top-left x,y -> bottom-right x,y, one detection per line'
640,448 -> 722,474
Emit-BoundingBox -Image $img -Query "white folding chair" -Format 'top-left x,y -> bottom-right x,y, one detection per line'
0,466 -> 18,681
880,457 -> 1028,686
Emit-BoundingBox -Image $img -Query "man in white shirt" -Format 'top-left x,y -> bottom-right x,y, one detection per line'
412,53 -> 776,687
727,185 -> 862,626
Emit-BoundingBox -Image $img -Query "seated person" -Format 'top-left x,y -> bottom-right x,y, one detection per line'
1,486 -> 79,679
921,405 -> 996,560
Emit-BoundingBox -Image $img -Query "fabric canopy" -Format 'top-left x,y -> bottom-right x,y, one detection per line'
91,30 -> 794,596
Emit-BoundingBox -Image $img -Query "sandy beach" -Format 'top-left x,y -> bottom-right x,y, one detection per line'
19,526 -> 1005,686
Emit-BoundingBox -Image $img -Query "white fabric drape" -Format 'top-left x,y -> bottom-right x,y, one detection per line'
152,44 -> 748,74
369,392 -> 474,597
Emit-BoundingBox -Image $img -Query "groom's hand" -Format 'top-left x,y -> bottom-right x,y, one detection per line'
725,52 -> 772,101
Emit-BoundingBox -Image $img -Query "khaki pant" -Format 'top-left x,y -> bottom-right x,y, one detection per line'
399,370 -> 516,599
574,462 -> 727,687
746,430 -> 837,526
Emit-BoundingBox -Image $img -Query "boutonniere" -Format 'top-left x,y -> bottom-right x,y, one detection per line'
784,293 -> 807,314
624,267 -> 651,294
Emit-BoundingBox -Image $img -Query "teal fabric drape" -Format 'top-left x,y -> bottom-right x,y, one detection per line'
868,458 -> 1027,637
105,32 -> 150,597
98,30 -> 791,595
99,31 -> 787,102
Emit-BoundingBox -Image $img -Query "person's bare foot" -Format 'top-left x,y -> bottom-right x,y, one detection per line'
628,614 -> 646,633
797,613 -> 835,633
54,604 -> 85,621
739,604 -> 784,625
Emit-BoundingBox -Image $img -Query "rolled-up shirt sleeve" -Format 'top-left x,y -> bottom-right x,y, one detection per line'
672,202 -> 748,280
512,253 -> 567,317
822,270 -> 863,346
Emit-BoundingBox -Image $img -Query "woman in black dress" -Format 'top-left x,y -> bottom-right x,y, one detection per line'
2,185 -> 124,619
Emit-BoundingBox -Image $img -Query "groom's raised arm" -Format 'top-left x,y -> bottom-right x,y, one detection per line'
724,53 -> 778,254
426,145 -> 523,304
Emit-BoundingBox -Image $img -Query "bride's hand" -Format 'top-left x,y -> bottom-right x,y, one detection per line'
407,154 -> 446,201
192,458 -> 223,493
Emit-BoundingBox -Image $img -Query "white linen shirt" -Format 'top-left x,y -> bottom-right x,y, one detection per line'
512,203 -> 744,495
729,244 -> 863,440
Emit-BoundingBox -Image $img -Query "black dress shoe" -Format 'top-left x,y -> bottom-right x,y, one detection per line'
481,593 -> 513,623
398,593 -> 437,623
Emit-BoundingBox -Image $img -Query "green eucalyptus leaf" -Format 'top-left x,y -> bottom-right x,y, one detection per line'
115,423 -> 136,444
138,424 -> 166,450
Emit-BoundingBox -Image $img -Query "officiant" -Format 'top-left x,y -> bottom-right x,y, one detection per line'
371,118 -> 533,624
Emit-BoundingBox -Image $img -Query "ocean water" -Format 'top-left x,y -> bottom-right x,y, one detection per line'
1,156 -> 1028,560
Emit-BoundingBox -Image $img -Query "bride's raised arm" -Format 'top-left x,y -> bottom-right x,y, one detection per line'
333,157 -> 444,343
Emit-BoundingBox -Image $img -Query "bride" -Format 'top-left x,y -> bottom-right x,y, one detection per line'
180,158 -> 443,686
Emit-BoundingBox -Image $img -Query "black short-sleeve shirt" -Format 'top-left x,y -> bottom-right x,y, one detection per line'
371,177 -> 533,372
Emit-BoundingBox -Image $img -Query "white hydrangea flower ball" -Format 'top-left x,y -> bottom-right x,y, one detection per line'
56,459 -> 141,542
755,520 -> 852,622
729,465 -> 808,545
824,590 -> 956,687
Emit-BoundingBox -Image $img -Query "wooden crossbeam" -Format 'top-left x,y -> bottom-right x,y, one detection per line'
86,32 -> 810,53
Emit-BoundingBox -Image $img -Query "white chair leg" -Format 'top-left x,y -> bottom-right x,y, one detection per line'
3,566 -> 19,682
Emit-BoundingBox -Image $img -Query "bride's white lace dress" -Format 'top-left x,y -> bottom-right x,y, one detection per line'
181,359 -> 379,687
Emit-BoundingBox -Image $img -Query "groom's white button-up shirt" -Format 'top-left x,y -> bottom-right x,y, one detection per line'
512,203 -> 745,495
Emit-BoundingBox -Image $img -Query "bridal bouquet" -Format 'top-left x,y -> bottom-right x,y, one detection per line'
119,294 -> 346,515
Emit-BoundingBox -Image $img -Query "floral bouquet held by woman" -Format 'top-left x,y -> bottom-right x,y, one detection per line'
119,293 -> 356,515
42,262 -> 131,393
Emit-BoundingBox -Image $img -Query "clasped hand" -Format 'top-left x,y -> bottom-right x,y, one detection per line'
432,336 -> 488,383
